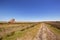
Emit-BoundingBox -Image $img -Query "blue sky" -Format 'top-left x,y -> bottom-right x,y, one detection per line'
0,0 -> 60,21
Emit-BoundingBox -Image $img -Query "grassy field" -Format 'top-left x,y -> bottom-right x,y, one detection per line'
0,22 -> 60,40
45,21 -> 60,35
0,22 -> 41,40
46,22 -> 60,40
47,25 -> 60,35
45,21 -> 60,29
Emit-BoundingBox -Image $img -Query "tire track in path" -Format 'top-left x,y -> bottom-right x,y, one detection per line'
33,23 -> 57,40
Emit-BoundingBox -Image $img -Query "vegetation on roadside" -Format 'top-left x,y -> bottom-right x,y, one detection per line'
0,23 -> 40,40
47,24 -> 60,35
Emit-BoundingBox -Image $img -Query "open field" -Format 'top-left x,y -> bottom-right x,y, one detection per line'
0,22 -> 60,40
45,21 -> 60,35
45,21 -> 60,40
0,22 -> 41,40
45,21 -> 60,29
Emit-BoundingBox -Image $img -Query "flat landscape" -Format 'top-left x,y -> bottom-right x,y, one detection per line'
0,21 -> 60,40
0,0 -> 60,40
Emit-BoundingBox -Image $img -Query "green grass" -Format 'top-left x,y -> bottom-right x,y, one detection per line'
47,24 -> 60,35
1,23 -> 41,40
2,31 -> 26,40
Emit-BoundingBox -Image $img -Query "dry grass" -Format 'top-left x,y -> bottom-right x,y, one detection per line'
47,24 -> 60,40
0,22 -> 41,40
45,22 -> 60,29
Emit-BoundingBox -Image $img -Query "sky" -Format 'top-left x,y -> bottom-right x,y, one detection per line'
0,0 -> 60,21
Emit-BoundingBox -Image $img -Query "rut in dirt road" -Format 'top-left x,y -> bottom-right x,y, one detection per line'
33,23 -> 57,40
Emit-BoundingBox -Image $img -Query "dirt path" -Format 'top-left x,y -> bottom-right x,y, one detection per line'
33,23 -> 57,40
17,23 -> 57,40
